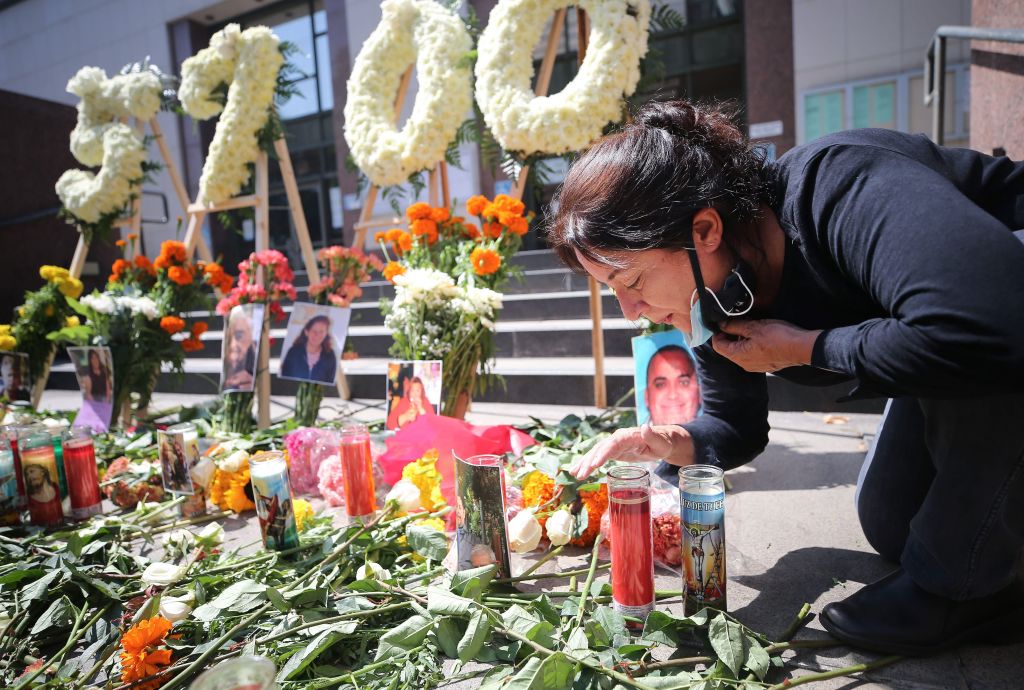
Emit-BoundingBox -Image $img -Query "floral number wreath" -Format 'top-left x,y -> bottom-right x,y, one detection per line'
475,0 -> 651,157
343,0 -> 473,188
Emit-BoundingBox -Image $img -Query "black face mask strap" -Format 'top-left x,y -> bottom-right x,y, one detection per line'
685,247 -> 726,332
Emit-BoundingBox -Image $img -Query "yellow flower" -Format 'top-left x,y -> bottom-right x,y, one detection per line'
0,325 -> 10,335
17,307 -> 26,318
65,315 -> 80,328
414,516 -> 446,532
401,449 -> 447,512
0,335 -> 16,350
294,498 -> 314,531
58,277 -> 84,298
39,265 -> 70,282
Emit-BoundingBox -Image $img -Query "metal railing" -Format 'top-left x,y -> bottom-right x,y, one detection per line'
925,25 -> 1024,145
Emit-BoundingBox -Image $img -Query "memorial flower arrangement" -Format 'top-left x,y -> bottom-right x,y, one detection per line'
0,265 -> 85,400
377,196 -> 532,416
215,250 -> 296,433
55,64 -> 171,242
294,246 -> 383,425
50,240 -> 225,421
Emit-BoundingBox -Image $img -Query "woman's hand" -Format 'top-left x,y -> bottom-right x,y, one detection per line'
570,423 -> 694,480
711,319 -> 822,373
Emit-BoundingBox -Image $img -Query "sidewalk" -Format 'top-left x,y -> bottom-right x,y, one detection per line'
36,392 -> 1023,687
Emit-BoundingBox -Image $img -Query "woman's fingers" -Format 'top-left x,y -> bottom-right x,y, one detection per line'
571,426 -> 659,479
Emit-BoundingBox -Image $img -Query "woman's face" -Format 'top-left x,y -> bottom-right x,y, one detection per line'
409,381 -> 424,403
644,350 -> 700,425
229,318 -> 252,363
306,321 -> 328,349
89,351 -> 102,373
575,210 -> 734,334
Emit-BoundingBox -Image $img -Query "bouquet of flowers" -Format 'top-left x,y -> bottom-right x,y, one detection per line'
377,195 -> 532,416
293,246 -> 382,425
0,265 -> 85,403
215,249 -> 296,432
51,239 -> 226,423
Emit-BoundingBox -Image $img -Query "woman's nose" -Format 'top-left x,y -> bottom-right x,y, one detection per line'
616,292 -> 645,321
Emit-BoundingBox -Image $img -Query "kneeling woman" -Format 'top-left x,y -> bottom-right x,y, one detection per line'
553,100 -> 1024,655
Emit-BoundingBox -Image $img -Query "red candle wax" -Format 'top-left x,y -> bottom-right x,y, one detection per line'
63,437 -> 102,520
610,486 -> 655,621
339,435 -> 376,518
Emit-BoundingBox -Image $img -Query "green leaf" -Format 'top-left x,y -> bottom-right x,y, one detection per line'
406,524 -> 450,561
31,595 -> 77,636
479,665 -> 515,690
531,595 -> 561,627
427,587 -> 475,617
375,614 -> 434,660
449,564 -> 496,598
744,633 -> 771,680
192,580 -> 267,622
592,606 -> 628,641
266,587 -> 289,613
277,629 -> 343,681
708,613 -> 748,678
566,626 -> 590,652
0,568 -> 44,586
641,609 -> 707,646
19,570 -> 61,604
457,609 -> 491,662
434,616 -> 463,658
504,652 -> 575,690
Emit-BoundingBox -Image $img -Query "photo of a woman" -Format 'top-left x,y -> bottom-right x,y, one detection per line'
385,361 -> 442,430
68,346 -> 114,431
280,315 -> 337,384
386,376 -> 436,429
221,305 -> 263,393
0,352 -> 30,402
82,349 -> 111,402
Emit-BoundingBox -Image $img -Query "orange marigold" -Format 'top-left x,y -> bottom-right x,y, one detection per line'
506,216 -> 529,236
161,241 -> 187,263
385,228 -> 404,243
383,261 -> 406,283
159,316 -> 185,335
111,258 -> 129,276
374,230 -> 387,244
471,247 -> 501,276
191,321 -> 209,337
430,207 -> 450,223
410,218 -> 438,244
463,223 -> 481,239
134,255 -> 156,274
181,336 -> 204,352
492,194 -> 525,216
466,195 -> 489,216
569,484 -> 608,547
115,239 -> 127,248
522,470 -> 556,528
405,202 -> 433,221
167,265 -> 193,286
483,222 -> 503,239
120,616 -> 173,689
396,231 -> 413,252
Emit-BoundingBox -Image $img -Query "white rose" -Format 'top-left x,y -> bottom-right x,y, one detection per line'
141,561 -> 186,587
385,479 -> 422,513
161,529 -> 195,551
158,596 -> 192,623
508,509 -> 542,553
196,522 -> 224,548
356,561 -> 391,581
545,509 -> 574,547
219,449 -> 249,473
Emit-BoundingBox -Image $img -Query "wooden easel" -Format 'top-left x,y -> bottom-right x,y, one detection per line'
510,7 -> 607,408
182,137 -> 350,429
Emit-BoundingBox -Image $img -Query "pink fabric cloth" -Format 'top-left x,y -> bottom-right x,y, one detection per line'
378,415 -> 537,506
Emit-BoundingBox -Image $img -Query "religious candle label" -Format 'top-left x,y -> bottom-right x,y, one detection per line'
681,489 -> 727,613
250,458 -> 299,551
20,444 -> 64,526
455,454 -> 513,579
610,487 -> 655,623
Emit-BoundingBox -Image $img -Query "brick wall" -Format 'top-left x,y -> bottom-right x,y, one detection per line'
744,0 -> 796,155
970,0 -> 1024,158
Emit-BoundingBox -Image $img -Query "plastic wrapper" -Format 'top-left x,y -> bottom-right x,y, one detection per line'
285,427 -> 339,496
601,468 -> 682,573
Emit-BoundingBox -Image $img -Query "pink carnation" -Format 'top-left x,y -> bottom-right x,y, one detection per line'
317,453 -> 345,507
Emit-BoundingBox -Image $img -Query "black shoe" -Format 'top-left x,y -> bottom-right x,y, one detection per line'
820,568 -> 1024,656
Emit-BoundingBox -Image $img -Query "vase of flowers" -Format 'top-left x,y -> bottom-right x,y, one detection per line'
292,246 -> 382,426
215,250 -> 296,433
377,195 -> 530,417
50,238 -> 224,426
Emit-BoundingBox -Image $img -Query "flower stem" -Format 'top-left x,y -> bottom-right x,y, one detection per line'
572,534 -> 604,632
766,655 -> 902,689
778,602 -> 812,642
16,604 -> 109,689
495,561 -> 610,585
514,544 -> 564,581
256,601 -> 411,644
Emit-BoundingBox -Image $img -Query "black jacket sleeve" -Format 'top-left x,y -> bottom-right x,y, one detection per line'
805,144 -> 1024,397
679,344 -> 771,471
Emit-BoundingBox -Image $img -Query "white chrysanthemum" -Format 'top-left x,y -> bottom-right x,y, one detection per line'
343,0 -> 473,187
475,0 -> 651,156
180,24 -> 283,204
80,293 -> 115,315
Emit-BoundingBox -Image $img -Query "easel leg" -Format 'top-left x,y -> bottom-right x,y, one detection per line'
254,152 -> 272,429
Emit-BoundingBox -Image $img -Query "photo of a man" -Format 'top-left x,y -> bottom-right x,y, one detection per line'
632,331 -> 702,426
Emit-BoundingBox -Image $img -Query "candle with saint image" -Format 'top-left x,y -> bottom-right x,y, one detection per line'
339,423 -> 376,519
0,435 -> 19,525
679,464 -> 727,614
62,426 -> 102,520
18,425 -> 63,526
1,424 -> 27,517
609,465 -> 655,626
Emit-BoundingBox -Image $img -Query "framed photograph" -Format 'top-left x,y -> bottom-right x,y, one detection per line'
68,346 -> 114,431
455,454 -> 513,578
221,304 -> 265,393
0,351 -> 30,402
276,303 -> 352,385
385,360 -> 442,430
632,330 -> 702,426
158,427 -> 199,495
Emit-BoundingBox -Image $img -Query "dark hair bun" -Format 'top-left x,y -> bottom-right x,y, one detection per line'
634,100 -> 746,154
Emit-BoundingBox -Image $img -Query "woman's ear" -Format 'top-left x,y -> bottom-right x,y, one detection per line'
690,208 -> 724,253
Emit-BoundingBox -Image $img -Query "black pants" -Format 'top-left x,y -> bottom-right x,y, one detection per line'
856,395 -> 1024,600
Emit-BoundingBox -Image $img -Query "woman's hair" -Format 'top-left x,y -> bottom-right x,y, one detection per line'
408,376 -> 429,402
87,350 -> 109,399
548,100 -> 776,271
294,315 -> 334,355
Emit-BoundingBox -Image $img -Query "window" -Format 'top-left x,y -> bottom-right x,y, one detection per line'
800,65 -> 969,145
